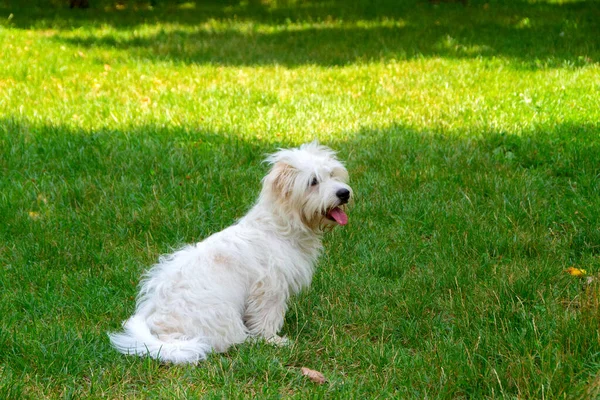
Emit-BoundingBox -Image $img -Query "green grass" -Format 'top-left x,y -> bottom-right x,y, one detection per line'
1,0 -> 600,397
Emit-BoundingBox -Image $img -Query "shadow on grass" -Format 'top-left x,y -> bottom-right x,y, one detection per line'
1,116 -> 600,396
2,0 -> 599,68
2,116 -> 599,277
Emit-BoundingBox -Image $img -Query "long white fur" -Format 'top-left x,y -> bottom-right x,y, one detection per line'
108,142 -> 352,364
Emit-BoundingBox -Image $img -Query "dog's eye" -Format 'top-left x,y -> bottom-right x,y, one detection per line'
310,177 -> 319,187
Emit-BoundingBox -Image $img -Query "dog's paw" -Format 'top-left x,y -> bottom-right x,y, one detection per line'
266,335 -> 290,347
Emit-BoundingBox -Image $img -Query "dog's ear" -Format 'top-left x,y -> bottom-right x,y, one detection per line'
269,162 -> 296,199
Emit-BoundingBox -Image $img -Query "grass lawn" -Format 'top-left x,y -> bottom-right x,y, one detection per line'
1,0 -> 600,397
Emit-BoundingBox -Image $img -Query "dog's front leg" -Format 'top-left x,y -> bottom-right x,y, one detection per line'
244,283 -> 289,345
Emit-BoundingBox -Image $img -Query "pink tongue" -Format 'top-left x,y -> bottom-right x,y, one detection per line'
329,207 -> 348,225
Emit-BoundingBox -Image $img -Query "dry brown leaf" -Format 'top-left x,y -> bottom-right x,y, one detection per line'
301,367 -> 326,384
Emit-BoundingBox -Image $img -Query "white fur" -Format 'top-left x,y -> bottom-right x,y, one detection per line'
108,142 -> 352,364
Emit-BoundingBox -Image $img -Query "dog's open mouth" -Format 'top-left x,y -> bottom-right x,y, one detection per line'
326,206 -> 348,225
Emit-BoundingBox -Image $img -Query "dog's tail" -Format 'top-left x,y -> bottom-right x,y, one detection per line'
108,316 -> 211,364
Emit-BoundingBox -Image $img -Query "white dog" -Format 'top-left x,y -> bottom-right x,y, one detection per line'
108,142 -> 352,364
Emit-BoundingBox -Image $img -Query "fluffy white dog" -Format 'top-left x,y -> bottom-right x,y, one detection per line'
108,142 -> 352,364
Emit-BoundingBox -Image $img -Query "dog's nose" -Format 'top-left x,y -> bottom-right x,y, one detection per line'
336,188 -> 350,203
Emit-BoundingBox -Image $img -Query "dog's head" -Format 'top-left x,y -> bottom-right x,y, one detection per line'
261,142 -> 352,231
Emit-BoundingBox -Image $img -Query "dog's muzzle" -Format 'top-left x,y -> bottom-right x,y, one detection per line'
325,188 -> 350,225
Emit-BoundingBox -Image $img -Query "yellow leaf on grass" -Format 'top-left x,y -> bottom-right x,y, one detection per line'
566,267 -> 587,277
28,211 -> 40,220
